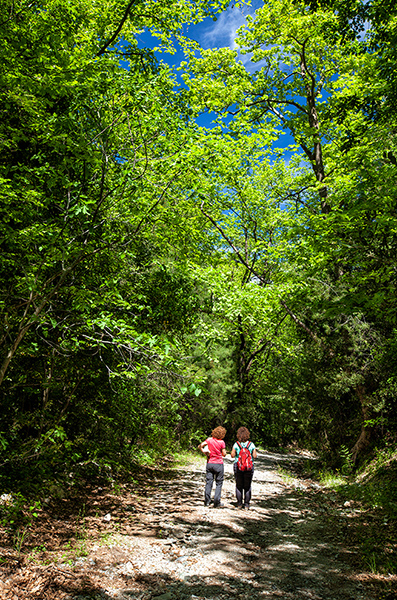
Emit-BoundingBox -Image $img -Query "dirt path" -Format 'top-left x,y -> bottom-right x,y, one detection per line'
0,451 -> 393,600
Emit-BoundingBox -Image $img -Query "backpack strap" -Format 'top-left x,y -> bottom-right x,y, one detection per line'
237,441 -> 251,450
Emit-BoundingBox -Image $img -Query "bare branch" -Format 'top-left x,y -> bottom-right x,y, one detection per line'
279,299 -> 321,344
132,171 -> 183,236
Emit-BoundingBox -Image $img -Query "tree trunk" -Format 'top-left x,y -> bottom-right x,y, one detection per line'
236,314 -> 247,402
0,323 -> 32,388
300,41 -> 331,214
0,262 -> 80,390
350,384 -> 373,463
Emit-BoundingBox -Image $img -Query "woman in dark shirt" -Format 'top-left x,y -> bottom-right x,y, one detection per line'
231,426 -> 257,510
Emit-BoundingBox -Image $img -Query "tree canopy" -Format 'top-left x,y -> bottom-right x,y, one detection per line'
1,0 -> 397,492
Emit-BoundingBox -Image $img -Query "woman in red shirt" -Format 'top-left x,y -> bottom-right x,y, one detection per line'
198,426 -> 227,507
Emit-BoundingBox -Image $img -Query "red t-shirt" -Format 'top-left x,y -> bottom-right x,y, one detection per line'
206,437 -> 226,464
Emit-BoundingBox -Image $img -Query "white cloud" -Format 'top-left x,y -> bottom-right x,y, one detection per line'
195,4 -> 269,73
200,7 -> 248,51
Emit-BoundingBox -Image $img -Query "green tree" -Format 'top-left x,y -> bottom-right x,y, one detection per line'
0,0 -> 235,482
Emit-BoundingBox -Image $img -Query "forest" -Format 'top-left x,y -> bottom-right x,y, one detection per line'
1,0 -> 397,498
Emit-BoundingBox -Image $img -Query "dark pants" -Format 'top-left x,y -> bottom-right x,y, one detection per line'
234,463 -> 253,507
205,463 -> 224,506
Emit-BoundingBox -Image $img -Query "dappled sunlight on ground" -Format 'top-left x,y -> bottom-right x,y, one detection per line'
0,451 -> 395,600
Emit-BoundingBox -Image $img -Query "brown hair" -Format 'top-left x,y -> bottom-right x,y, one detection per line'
236,427 -> 250,443
211,426 -> 226,440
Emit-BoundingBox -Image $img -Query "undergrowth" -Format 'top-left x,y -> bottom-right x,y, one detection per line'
313,446 -> 397,576
336,447 -> 397,519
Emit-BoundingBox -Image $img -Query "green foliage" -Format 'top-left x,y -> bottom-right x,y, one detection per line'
334,445 -> 397,575
0,492 -> 41,554
178,0 -> 397,463
339,445 -> 354,475
0,0 -> 235,494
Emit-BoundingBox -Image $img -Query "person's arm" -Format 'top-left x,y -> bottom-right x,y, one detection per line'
198,440 -> 210,457
221,440 -> 227,457
248,442 -> 257,459
231,441 -> 238,459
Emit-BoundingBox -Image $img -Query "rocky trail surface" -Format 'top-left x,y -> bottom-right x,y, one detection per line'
1,451 -> 395,600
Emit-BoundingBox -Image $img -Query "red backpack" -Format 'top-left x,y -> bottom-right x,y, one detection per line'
237,442 -> 253,471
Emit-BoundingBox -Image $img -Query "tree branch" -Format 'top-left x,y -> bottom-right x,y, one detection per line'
97,0 -> 139,56
200,202 -> 324,345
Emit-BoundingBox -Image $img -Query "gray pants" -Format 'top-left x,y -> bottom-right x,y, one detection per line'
205,463 -> 224,506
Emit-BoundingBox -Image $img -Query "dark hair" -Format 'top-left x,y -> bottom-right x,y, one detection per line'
211,426 -> 226,440
237,427 -> 250,443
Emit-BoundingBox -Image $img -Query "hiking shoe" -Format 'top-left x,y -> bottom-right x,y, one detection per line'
213,502 -> 224,508
244,504 -> 250,510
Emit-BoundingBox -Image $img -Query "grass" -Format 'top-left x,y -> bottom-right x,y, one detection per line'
171,450 -> 207,468
339,450 -> 397,517
318,471 -> 347,488
277,466 -> 298,485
